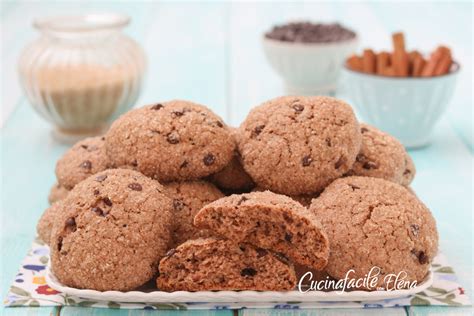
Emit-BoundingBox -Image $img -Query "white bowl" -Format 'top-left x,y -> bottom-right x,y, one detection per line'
263,36 -> 358,95
340,63 -> 460,148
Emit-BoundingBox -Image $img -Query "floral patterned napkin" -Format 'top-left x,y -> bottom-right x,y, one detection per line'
4,238 -> 471,310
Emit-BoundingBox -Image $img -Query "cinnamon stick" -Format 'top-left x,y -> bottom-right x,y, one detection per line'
392,32 -> 409,76
346,54 -> 363,71
376,52 -> 390,75
362,49 -> 376,73
421,46 -> 451,77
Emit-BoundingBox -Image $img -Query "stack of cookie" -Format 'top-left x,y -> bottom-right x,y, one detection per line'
38,96 -> 438,293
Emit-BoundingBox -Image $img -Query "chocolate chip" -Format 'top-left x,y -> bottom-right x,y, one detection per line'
128,183 -> 142,191
237,196 -> 248,205
335,156 -> 345,169
151,103 -> 163,110
57,236 -> 63,251
326,138 -> 332,147
363,161 -> 378,170
81,144 -> 88,149
65,217 -> 76,232
81,160 -> 92,170
265,22 -> 356,43
361,127 -> 369,133
239,245 -> 246,252
92,207 -> 105,216
240,267 -> 257,277
171,110 -> 184,117
173,199 -> 185,211
102,197 -> 113,207
180,161 -> 188,168
252,125 -> 265,137
256,248 -> 268,258
273,252 -> 290,265
216,121 -> 223,128
165,249 -> 176,257
410,224 -> 420,237
166,131 -> 180,144
93,189 -> 100,195
292,103 -> 304,112
284,232 -> 293,242
203,153 -> 216,166
302,155 -> 313,167
95,174 -> 107,182
101,136 -> 105,141
404,169 -> 411,175
131,160 -> 138,167
418,251 -> 428,264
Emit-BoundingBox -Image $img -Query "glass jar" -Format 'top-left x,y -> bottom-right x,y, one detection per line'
18,13 -> 146,142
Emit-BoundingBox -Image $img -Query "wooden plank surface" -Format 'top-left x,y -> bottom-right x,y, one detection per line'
1,2 -> 472,316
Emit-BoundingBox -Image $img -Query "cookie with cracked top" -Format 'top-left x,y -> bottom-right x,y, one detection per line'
309,176 -> 438,290
194,191 -> 329,270
237,96 -> 361,195
50,169 -> 173,291
105,100 -> 235,182
163,181 -> 224,248
346,124 -> 413,185
55,136 -> 110,190
157,238 -> 297,291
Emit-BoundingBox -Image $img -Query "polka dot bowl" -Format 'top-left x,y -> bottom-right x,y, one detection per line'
340,63 -> 460,148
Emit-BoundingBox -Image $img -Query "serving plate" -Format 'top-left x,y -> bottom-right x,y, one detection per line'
46,265 -> 433,303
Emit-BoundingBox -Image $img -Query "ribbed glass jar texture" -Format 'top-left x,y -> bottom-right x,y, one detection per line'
18,14 -> 146,138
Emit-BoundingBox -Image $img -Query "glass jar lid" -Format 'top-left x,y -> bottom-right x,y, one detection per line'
33,13 -> 130,33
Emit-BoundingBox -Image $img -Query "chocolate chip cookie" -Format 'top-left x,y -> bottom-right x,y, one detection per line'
210,154 -> 255,192
55,136 -> 110,190
195,191 -> 329,270
163,181 -> 224,247
105,101 -> 235,182
157,238 -> 297,291
50,169 -> 173,291
237,96 -> 361,195
401,153 -> 416,186
346,124 -> 410,185
310,176 -> 438,290
48,183 -> 69,204
37,200 -> 65,245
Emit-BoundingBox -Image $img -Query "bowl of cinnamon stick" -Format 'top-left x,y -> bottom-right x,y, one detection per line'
341,32 -> 459,148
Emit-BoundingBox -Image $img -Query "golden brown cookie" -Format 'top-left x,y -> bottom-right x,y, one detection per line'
157,238 -> 297,291
163,181 -> 224,247
310,176 -> 438,290
55,136 -> 110,190
50,169 -> 173,291
237,96 -> 361,195
195,191 -> 329,270
105,101 -> 235,182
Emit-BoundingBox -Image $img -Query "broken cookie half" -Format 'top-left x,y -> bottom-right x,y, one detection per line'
157,238 -> 297,291
194,191 -> 329,271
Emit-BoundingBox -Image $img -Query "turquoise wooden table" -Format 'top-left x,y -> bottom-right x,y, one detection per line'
1,1 -> 472,315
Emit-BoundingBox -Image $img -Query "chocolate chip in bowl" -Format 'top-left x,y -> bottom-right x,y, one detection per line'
262,21 -> 358,95
265,22 -> 356,43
